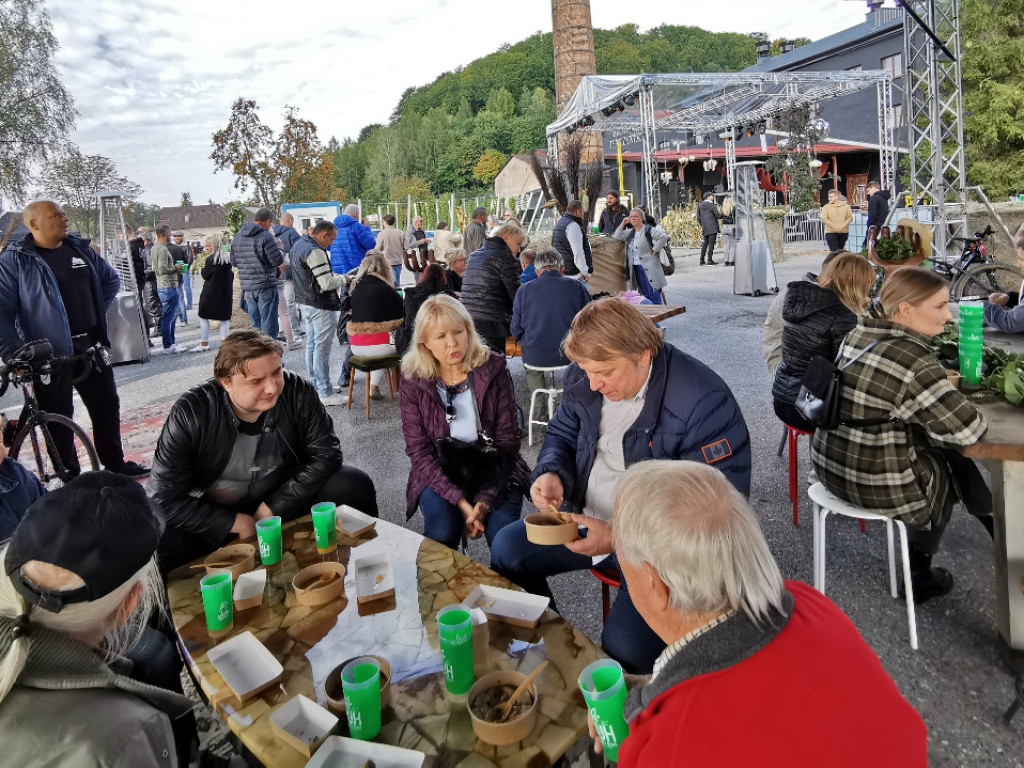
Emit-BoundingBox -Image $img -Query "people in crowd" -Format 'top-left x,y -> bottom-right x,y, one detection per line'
153,225 -> 185,353
395,263 -> 456,356
190,235 -> 234,353
432,222 -> 462,267
599,191 -> 628,235
405,215 -> 432,279
863,181 -> 891,249
292,221 -> 348,406
139,231 -> 163,338
518,248 -> 538,284
168,231 -> 191,326
0,201 -> 149,477
604,460 -> 928,767
720,196 -> 737,266
613,208 -> 668,304
772,253 -> 875,432
812,269 -> 991,602
148,329 -> 378,571
510,248 -> 591,416
984,223 -> 1024,332
445,247 -> 468,294
348,250 -> 404,399
461,220 -> 526,353
696,192 -> 721,265
0,424 -> 44,541
490,300 -> 750,673
553,200 -> 593,282
330,203 -> 376,275
821,188 -> 854,252
375,214 -> 406,287
231,207 -> 284,339
273,212 -> 303,348
464,206 -> 489,258
399,295 -> 528,550
503,209 -> 517,223
0,472 -> 195,766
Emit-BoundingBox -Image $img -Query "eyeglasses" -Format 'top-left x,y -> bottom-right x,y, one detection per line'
445,386 -> 459,423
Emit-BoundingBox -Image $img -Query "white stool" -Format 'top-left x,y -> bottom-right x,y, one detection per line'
524,364 -> 568,446
808,482 -> 918,650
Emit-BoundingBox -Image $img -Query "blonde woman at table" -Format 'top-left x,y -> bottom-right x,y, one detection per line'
399,295 -> 529,551
812,268 -> 992,603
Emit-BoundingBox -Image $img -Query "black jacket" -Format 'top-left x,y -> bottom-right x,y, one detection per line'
552,213 -> 592,275
697,200 -> 722,235
147,371 -> 343,548
866,190 -> 891,230
461,236 -> 521,338
772,280 -> 858,405
599,205 -> 627,236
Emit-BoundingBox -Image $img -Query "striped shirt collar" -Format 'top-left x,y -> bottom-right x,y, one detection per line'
651,609 -> 737,681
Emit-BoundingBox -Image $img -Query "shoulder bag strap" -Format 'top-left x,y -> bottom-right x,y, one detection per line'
465,370 -> 492,444
835,337 -> 930,428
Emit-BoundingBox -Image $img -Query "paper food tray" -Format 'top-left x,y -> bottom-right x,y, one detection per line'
306,735 -> 425,768
206,631 -> 283,702
232,569 -> 266,610
336,505 -> 376,537
268,694 -> 338,757
353,552 -> 396,604
462,585 -> 550,628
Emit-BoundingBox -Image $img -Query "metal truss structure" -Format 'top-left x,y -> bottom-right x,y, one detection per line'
548,71 -> 894,219
902,0 -> 966,259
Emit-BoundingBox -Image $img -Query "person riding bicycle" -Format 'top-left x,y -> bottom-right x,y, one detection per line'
0,201 -> 148,478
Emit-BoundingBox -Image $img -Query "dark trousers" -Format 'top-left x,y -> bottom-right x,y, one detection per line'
30,347 -> 125,471
700,233 -> 717,262
907,449 -> 993,558
157,464 -> 379,572
825,232 -> 849,252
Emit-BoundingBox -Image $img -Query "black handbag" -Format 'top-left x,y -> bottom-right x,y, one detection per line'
795,341 -> 884,429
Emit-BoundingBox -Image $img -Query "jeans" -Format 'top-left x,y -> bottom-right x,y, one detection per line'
157,286 -> 179,348
243,285 -> 280,339
489,523 -> 666,674
391,264 -> 403,287
419,486 -> 523,551
302,306 -> 338,397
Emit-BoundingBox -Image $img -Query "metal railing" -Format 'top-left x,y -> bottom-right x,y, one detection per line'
782,210 -> 825,243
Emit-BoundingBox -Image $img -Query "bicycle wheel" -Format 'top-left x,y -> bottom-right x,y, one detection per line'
952,264 -> 1024,301
9,413 -> 100,489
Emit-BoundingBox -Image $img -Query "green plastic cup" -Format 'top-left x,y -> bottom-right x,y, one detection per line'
200,571 -> 233,634
341,656 -> 382,740
436,604 -> 474,695
578,659 -> 630,762
311,502 -> 337,554
959,300 -> 984,318
256,516 -> 283,566
960,347 -> 983,385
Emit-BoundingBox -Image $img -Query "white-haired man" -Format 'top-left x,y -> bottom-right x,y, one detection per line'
605,460 -> 927,767
329,203 -> 376,275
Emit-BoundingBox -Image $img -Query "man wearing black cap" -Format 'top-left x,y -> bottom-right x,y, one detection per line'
231,207 -> 284,338
0,471 -> 194,766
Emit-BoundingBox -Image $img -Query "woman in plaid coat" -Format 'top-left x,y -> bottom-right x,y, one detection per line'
811,269 -> 991,603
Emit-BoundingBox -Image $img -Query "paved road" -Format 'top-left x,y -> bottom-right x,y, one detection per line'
3,249 -> 1022,765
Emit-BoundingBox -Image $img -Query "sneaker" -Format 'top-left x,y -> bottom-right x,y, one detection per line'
320,393 -> 346,407
171,344 -> 189,354
288,340 -> 303,350
110,460 -> 151,478
190,343 -> 211,353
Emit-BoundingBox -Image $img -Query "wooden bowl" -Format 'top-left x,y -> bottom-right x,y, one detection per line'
203,544 -> 256,580
524,512 -> 578,545
323,656 -> 391,715
292,562 -> 346,607
467,670 -> 539,746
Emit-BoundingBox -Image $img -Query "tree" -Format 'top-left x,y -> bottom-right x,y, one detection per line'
363,126 -> 403,201
276,106 -> 336,204
473,150 -> 506,185
210,98 -> 280,208
125,202 -> 161,231
40,147 -> 144,237
225,203 -> 247,237
0,0 -> 76,205
180,192 -> 193,207
764,106 -> 827,212
962,0 -> 1024,198
391,176 -> 433,201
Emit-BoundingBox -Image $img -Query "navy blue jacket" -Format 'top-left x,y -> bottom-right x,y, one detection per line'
533,343 -> 751,507
510,270 -> 591,367
0,459 -> 45,541
0,233 -> 120,359
329,215 -> 376,274
273,224 -> 301,279
231,222 -> 283,292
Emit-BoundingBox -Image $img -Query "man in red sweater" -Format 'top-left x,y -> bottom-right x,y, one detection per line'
602,460 -> 927,767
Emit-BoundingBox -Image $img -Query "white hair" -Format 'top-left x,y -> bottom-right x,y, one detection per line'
533,248 -> 562,271
343,203 -> 360,218
0,548 -> 164,704
493,220 -> 525,241
614,461 -> 785,626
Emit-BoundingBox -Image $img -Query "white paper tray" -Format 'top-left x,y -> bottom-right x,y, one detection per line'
353,552 -> 396,604
462,585 -> 550,628
306,735 -> 425,768
335,505 -> 376,537
268,694 -> 337,757
206,631 -> 283,702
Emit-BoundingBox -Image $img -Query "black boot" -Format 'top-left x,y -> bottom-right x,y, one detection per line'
905,546 -> 954,604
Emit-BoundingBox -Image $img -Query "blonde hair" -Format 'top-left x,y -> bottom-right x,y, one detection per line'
817,253 -> 876,314
446,247 -> 467,263
563,299 -> 663,363
401,295 -> 492,380
614,461 -> 785,626
879,268 -> 950,319
721,197 -> 734,217
352,250 -> 394,289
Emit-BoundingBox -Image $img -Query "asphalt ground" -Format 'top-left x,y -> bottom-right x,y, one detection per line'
3,246 -> 1023,766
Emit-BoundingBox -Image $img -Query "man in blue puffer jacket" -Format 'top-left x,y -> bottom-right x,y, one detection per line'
490,299 -> 750,674
329,204 -> 376,274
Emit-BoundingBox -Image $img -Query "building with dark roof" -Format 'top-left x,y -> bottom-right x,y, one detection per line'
156,204 -> 257,242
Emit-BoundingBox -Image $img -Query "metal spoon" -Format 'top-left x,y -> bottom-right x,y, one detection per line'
486,660 -> 549,723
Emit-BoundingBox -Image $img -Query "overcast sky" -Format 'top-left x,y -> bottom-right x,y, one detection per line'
46,0 -> 879,207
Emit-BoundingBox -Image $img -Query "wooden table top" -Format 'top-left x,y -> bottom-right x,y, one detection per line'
167,517 -> 602,768
634,304 -> 686,324
961,332 -> 1024,462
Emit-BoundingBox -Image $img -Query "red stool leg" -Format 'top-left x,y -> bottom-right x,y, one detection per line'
788,425 -> 799,526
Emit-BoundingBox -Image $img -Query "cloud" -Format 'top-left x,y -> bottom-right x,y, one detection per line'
45,0 -> 873,206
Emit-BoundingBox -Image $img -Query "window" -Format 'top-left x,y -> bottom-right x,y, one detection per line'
881,53 -> 903,79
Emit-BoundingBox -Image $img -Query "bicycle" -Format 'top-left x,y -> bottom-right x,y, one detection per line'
0,340 -> 102,488
929,225 -> 1024,301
